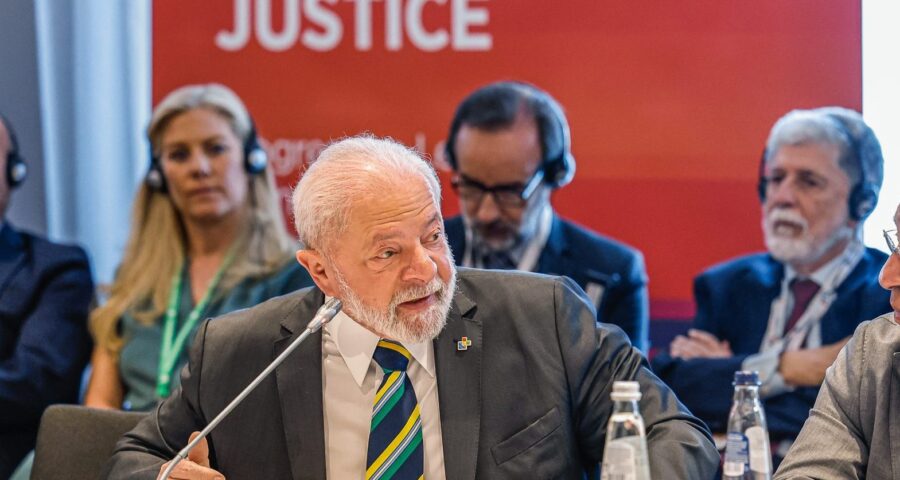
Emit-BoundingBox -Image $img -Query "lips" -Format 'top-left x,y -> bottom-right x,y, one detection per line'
772,220 -> 803,236
188,186 -> 220,197
398,293 -> 436,311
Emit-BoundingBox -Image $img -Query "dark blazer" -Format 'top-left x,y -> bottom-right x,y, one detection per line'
651,248 -> 890,437
0,223 -> 94,478
105,269 -> 718,479
445,214 -> 649,352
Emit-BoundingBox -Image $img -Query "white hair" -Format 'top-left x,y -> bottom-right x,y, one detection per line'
292,135 -> 442,251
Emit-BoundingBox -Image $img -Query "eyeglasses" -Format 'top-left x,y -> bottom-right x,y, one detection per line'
451,169 -> 545,209
885,229 -> 898,256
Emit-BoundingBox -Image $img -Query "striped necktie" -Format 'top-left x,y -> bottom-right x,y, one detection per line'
366,339 -> 424,480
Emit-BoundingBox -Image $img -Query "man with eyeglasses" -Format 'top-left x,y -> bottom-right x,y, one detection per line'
442,81 -> 649,352
774,207 -> 900,480
652,107 -> 891,466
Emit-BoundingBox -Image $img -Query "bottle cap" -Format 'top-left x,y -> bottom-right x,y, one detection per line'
610,381 -> 642,401
733,370 -> 761,386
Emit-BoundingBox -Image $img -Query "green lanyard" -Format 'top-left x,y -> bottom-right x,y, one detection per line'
156,252 -> 235,398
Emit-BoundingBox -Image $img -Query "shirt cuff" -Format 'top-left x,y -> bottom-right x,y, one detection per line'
742,348 -> 794,398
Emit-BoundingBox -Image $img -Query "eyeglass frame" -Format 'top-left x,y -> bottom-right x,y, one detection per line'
450,168 -> 545,209
884,229 -> 898,255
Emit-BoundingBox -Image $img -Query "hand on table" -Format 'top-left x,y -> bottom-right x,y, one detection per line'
670,329 -> 733,359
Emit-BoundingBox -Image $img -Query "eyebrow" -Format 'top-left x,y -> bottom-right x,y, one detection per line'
369,212 -> 442,244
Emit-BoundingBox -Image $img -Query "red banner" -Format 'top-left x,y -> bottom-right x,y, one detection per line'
153,0 -> 862,322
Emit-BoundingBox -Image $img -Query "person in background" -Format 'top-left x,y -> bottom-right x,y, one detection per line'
104,135 -> 718,479
774,202 -> 900,480
652,107 -> 890,464
83,84 -> 311,412
443,81 -> 649,352
0,113 -> 93,478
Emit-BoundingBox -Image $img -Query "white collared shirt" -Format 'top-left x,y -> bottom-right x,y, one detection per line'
321,309 -> 446,479
745,240 -> 864,398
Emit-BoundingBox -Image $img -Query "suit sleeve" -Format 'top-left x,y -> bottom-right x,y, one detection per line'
601,250 -> 649,353
650,273 -> 749,432
0,249 -> 93,427
554,276 -> 719,479
773,324 -> 869,480
103,321 -> 214,479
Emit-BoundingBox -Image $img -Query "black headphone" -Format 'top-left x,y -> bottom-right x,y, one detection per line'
146,118 -> 268,192
0,113 -> 27,189
445,82 -> 576,189
756,113 -> 877,221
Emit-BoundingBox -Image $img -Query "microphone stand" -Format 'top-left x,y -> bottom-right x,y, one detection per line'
160,297 -> 342,479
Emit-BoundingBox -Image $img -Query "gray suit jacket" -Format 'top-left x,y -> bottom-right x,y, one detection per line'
104,269 -> 718,479
775,314 -> 900,480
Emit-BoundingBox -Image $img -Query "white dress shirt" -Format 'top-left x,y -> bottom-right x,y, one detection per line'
321,309 -> 446,479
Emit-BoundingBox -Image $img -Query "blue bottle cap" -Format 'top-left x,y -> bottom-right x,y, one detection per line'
733,370 -> 760,386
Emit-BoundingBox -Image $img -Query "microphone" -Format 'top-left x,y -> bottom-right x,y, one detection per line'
160,297 -> 342,479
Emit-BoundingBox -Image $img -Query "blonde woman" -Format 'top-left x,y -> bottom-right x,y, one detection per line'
84,84 -> 311,411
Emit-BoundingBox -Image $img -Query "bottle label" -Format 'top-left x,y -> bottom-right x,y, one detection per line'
746,425 -> 772,474
723,432 -> 749,476
601,436 -> 651,480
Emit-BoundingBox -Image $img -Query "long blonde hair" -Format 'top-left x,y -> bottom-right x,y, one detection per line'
91,83 -> 295,354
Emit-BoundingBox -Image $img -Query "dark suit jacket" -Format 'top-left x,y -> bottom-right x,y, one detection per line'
651,248 -> 890,437
105,269 -> 717,479
0,223 -> 94,477
445,214 -> 649,352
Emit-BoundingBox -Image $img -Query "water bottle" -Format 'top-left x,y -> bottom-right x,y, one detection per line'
601,381 -> 651,480
723,371 -> 772,479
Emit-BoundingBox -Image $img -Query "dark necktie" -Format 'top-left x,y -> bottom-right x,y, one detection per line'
784,278 -> 820,335
366,339 -> 423,480
482,250 -> 516,270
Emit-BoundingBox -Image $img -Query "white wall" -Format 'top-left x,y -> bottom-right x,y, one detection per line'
863,0 -> 900,252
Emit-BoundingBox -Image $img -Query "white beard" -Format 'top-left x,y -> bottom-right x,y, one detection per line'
763,209 -> 853,266
333,265 -> 457,344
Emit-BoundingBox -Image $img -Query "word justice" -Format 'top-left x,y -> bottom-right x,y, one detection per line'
216,0 -> 493,52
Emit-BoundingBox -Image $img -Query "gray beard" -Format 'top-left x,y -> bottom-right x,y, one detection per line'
332,264 -> 457,343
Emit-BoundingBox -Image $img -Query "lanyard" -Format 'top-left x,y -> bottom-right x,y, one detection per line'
156,252 -> 235,398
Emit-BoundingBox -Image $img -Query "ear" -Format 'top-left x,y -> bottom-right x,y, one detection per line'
296,249 -> 338,297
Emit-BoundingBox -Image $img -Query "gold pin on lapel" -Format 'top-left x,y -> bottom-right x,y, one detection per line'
456,336 -> 472,351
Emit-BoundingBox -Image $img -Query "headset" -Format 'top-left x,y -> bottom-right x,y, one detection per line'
0,113 -> 28,189
146,118 -> 268,192
445,82 -> 576,189
756,113 -> 878,221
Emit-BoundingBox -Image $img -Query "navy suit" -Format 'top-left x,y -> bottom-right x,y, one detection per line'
0,224 -> 94,478
651,248 -> 890,438
445,213 -> 649,352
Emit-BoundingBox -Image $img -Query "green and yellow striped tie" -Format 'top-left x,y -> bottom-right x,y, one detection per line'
365,339 -> 424,480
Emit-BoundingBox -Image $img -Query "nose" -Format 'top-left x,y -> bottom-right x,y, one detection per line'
473,192 -> 502,224
879,252 -> 900,291
188,151 -> 212,177
403,244 -> 437,285
766,177 -> 797,209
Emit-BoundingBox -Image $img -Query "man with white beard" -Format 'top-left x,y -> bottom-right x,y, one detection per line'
652,107 -> 891,465
105,135 -> 719,479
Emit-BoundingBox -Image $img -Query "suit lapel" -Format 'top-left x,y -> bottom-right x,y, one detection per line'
435,289 -> 480,480
274,289 -> 326,480
0,224 -> 26,300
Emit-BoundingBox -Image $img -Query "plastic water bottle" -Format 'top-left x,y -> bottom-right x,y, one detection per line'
723,371 -> 772,479
601,381 -> 651,480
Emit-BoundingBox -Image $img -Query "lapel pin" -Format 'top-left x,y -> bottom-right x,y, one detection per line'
456,336 -> 472,351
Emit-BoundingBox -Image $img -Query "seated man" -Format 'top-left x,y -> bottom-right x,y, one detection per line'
105,135 -> 718,479
651,107 -> 891,456
774,202 -> 899,480
443,81 -> 649,351
0,113 -> 94,477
